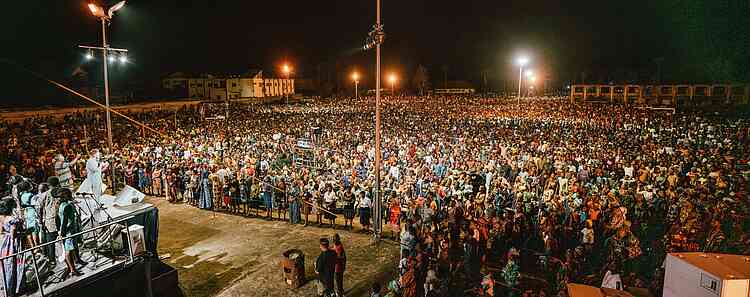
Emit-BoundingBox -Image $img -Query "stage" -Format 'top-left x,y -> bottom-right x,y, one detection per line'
17,194 -> 163,297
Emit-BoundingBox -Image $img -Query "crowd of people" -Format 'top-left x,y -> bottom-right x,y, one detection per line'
0,95 -> 748,297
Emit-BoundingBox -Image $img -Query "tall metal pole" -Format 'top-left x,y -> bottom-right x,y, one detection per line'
102,19 -> 113,152
355,81 -> 359,100
100,18 -> 116,193
373,0 -> 382,241
517,65 -> 523,104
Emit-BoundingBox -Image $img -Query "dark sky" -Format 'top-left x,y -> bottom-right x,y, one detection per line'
2,0 -> 748,104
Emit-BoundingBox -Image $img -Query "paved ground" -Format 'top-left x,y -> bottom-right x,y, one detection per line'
149,197 -> 399,297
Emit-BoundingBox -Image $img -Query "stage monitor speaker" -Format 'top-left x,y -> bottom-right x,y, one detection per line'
113,185 -> 146,207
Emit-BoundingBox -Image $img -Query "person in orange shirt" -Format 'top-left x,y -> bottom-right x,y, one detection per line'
389,199 -> 401,240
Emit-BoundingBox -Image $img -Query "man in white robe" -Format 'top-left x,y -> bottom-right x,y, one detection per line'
86,149 -> 108,202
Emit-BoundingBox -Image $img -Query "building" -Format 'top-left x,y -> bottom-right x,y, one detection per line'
162,70 -> 294,100
570,83 -> 749,107
664,253 -> 750,297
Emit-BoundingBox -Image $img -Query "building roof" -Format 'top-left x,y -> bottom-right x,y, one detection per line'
567,284 -> 636,297
669,253 -> 750,280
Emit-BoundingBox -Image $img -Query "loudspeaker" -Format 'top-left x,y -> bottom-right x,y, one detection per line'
113,185 -> 145,207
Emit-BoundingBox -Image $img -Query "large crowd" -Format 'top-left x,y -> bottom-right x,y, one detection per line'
0,96 -> 748,297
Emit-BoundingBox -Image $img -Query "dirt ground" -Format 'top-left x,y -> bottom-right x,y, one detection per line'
149,197 -> 400,297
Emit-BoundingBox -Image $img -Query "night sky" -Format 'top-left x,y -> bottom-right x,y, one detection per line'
2,0 -> 748,105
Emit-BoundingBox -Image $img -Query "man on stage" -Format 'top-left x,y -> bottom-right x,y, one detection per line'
55,153 -> 80,189
86,149 -> 108,202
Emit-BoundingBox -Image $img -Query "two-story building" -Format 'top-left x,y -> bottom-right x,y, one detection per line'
161,70 -> 294,100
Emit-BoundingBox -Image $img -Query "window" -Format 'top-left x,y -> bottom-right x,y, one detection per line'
676,87 -> 689,95
695,87 -> 708,96
627,87 -> 638,94
574,87 -> 584,93
731,86 -> 746,95
700,273 -> 719,295
232,82 -> 237,87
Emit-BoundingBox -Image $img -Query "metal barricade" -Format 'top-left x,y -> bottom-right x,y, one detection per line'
0,215 -> 139,297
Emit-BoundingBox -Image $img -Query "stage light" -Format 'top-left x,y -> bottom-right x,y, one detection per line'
119,54 -> 128,63
85,50 -> 94,60
108,55 -> 115,62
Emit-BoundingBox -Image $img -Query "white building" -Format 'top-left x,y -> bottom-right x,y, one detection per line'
664,253 -> 750,297
162,70 -> 293,100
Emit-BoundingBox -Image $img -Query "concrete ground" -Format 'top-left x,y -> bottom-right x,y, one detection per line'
149,197 -> 399,297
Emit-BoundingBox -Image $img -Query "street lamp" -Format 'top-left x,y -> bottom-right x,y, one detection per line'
516,56 -> 529,103
81,0 -> 127,192
352,72 -> 360,99
388,74 -> 397,96
362,0 -> 386,241
282,64 -> 292,105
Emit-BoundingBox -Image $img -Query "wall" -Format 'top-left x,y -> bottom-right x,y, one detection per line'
664,255 -> 724,297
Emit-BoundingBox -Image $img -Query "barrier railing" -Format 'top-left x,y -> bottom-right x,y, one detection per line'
0,214 -> 139,297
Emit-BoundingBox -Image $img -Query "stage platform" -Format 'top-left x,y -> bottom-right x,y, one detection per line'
15,196 -> 160,297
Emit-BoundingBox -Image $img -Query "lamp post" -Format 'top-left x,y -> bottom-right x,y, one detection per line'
389,74 -> 397,96
352,72 -> 360,99
80,1 -> 127,191
282,64 -> 291,105
362,0 -> 386,241
516,56 -> 529,104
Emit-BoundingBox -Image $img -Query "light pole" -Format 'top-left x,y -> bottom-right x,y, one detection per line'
362,0 -> 386,241
282,64 -> 291,105
81,1 -> 127,191
516,56 -> 529,104
388,74 -> 397,96
352,72 -> 360,99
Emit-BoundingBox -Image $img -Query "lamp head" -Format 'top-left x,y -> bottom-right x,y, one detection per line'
107,1 -> 126,18
517,56 -> 529,66
88,3 -> 106,18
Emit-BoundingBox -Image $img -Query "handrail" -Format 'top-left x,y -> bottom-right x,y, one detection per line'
247,175 -> 339,217
0,213 -> 136,262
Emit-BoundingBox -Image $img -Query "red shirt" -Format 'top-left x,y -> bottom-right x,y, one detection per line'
334,244 -> 346,273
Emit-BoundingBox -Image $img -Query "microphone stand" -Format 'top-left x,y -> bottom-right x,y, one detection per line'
76,192 -> 114,270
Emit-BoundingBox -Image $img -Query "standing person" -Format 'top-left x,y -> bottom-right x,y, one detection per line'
0,199 -> 25,297
198,167 -> 213,209
262,176 -> 273,219
54,154 -> 80,189
56,188 -> 84,279
333,234 -> 347,297
38,176 -> 61,266
315,238 -> 336,297
85,149 -> 108,203
152,166 -> 162,196
358,191 -> 372,233
17,182 -> 39,247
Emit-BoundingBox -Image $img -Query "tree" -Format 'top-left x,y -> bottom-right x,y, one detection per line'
412,65 -> 430,95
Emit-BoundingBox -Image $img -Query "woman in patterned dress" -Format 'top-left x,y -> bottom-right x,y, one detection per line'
0,200 -> 25,297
